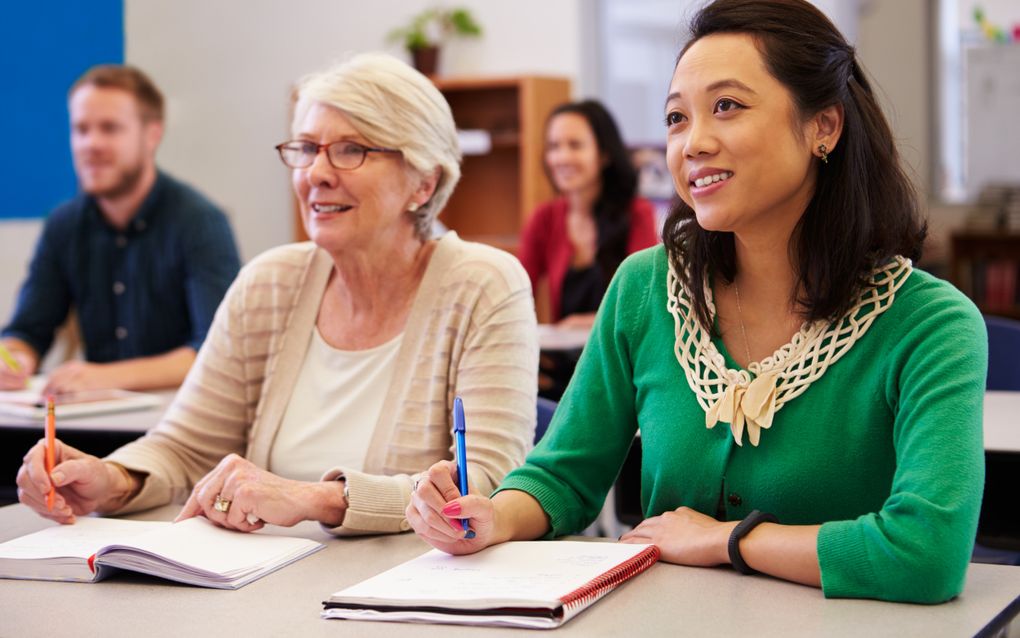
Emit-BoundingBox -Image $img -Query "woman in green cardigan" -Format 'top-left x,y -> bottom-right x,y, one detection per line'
406,0 -> 987,604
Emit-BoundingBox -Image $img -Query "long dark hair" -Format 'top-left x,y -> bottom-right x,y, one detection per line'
663,0 -> 927,331
545,100 -> 638,282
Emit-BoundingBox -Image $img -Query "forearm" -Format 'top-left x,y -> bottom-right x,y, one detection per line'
736,522 -> 822,587
94,461 -> 145,514
306,479 -> 348,527
491,489 -> 551,543
99,346 -> 197,390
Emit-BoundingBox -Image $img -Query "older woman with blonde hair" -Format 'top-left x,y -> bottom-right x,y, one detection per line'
16,53 -> 538,535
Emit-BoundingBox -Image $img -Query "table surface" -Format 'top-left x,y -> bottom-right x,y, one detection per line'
984,391 -> 1020,453
1,504 -> 1018,638
537,324 -> 591,351
0,389 -> 175,432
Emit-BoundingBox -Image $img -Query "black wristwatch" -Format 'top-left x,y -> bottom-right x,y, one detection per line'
727,509 -> 778,575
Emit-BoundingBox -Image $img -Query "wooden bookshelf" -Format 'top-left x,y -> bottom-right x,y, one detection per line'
433,76 -> 570,253
949,232 -> 1020,320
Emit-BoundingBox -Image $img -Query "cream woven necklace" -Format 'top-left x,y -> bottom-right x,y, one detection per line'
667,256 -> 912,447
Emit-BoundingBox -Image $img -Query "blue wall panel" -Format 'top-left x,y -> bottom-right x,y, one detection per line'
1,2 -> 124,219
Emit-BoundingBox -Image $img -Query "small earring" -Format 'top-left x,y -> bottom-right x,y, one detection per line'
817,143 -> 829,164
407,202 -> 420,213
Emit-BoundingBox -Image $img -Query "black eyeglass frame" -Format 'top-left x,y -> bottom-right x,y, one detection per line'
274,140 -> 401,170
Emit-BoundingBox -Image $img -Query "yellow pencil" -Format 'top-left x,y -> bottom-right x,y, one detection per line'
46,397 -> 56,511
0,342 -> 21,373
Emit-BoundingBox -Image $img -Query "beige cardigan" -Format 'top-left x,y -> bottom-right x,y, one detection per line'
107,232 -> 538,534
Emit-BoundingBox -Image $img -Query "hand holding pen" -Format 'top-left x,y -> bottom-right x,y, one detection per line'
15,421 -> 139,524
406,396 -> 500,554
0,342 -> 31,390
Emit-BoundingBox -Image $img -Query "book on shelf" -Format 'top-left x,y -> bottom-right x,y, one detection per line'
978,259 -> 1020,312
0,516 -> 323,589
0,376 -> 162,419
322,540 -> 660,629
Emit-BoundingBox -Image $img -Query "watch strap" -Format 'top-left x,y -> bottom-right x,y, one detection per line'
728,509 -> 778,575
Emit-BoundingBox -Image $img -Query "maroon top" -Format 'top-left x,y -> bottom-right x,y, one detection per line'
518,197 -> 659,321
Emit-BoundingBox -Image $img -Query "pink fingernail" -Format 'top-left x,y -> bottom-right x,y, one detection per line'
442,502 -> 461,516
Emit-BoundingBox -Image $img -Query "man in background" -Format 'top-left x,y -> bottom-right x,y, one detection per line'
0,65 -> 240,393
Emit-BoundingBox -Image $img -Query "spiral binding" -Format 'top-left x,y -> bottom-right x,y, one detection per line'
558,545 -> 661,615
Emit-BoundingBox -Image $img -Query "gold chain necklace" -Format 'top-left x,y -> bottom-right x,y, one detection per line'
733,280 -> 753,366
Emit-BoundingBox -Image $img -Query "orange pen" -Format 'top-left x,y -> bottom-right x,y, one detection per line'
45,396 -> 56,511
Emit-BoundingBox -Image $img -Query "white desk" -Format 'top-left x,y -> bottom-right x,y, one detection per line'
0,389 -> 175,433
984,391 -> 1020,453
537,324 -> 591,351
0,504 -> 1018,638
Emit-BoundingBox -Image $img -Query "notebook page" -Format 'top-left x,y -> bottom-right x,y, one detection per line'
0,517 -> 168,561
332,540 -> 655,608
100,517 -> 321,576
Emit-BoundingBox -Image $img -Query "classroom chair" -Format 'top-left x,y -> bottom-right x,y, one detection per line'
535,397 -> 557,444
985,315 -> 1020,391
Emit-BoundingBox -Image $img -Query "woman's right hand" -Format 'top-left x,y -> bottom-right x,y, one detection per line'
406,460 -> 499,555
15,438 -> 128,524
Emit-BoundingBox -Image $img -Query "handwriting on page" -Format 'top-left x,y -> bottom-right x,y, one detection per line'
339,542 -> 652,604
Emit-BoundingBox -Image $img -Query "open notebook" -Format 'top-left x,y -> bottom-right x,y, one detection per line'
0,377 -> 162,419
322,540 -> 660,629
0,516 -> 323,589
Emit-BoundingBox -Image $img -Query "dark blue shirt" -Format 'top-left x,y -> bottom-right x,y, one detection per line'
2,171 -> 241,363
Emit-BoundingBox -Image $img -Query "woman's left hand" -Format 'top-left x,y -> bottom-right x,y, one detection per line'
174,454 -> 345,531
619,506 -> 738,567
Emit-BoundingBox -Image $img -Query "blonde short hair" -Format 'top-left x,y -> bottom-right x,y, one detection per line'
293,53 -> 461,240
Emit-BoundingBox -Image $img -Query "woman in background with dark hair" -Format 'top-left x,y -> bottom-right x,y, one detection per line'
407,0 -> 987,605
518,100 -> 658,329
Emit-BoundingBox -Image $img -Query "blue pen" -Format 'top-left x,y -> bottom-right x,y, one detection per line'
453,396 -> 475,539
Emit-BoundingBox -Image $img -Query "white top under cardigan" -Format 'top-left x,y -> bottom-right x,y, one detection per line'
269,328 -> 403,481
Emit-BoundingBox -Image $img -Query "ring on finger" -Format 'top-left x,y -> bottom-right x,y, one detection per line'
213,494 -> 232,513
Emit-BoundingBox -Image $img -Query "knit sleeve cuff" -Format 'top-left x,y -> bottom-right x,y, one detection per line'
318,467 -> 413,536
817,519 -> 876,598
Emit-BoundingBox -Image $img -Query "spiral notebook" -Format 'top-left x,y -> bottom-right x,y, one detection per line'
322,540 -> 660,629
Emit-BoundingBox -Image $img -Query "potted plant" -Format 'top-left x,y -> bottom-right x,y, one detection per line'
388,7 -> 482,76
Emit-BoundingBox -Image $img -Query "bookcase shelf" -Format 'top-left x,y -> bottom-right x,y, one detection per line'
433,76 -> 571,252
949,232 -> 1020,319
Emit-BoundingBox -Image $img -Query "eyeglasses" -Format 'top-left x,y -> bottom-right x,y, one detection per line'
274,140 -> 401,170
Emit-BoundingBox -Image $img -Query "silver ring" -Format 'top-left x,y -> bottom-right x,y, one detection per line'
412,476 -> 422,492
213,494 -> 231,513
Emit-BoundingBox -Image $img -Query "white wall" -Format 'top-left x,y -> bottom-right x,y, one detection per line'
857,0 -> 931,197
